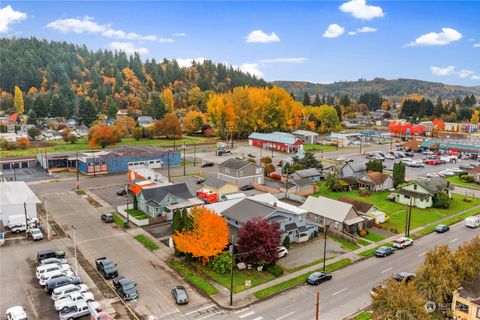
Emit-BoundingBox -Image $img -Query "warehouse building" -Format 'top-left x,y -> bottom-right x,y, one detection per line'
0,181 -> 40,225
248,132 -> 303,153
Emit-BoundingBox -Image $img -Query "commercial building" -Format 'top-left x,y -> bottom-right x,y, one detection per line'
0,181 -> 41,225
218,158 -> 264,186
248,132 -> 303,153
292,130 -> 319,144
421,139 -> 480,155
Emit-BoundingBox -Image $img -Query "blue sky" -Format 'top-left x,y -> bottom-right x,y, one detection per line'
1,1 -> 479,85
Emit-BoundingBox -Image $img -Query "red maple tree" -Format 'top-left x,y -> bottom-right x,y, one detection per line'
237,218 -> 281,264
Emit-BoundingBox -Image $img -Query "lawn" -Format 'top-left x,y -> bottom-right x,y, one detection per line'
287,257 -> 334,273
358,242 -> 393,257
125,209 -> 150,220
357,239 -> 371,246
331,236 -> 360,251
417,210 -> 480,236
352,311 -> 372,320
254,258 -> 352,299
446,176 -> 480,190
315,183 -> 480,233
168,260 -> 218,295
111,212 -> 125,229
304,144 -> 343,153
361,231 -> 386,242
0,135 -> 213,157
134,234 -> 159,251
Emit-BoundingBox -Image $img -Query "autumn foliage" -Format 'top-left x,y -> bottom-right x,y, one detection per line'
388,121 -> 425,136
237,218 -> 281,264
432,118 -> 445,130
88,126 -> 120,148
173,206 -> 229,263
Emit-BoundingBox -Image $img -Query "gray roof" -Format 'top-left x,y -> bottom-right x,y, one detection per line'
249,132 -> 299,145
137,116 -> 153,124
292,130 -> 319,137
300,196 -> 358,223
219,158 -> 251,170
290,168 -> 321,178
140,183 -> 193,202
284,223 -> 298,232
292,178 -> 314,187
221,199 -> 287,224
414,177 -> 448,195
146,200 -> 161,208
350,162 -> 366,172
204,177 -> 230,189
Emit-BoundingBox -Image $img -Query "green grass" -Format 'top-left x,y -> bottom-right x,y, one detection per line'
352,311 -> 372,320
254,259 -> 352,299
0,136 -> 213,157
314,183 -> 480,233
417,210 -> 479,236
358,242 -> 393,257
357,239 -> 371,246
168,260 -> 218,295
287,257 -> 334,273
111,212 -> 125,229
125,209 -> 150,220
446,176 -> 480,190
303,144 -> 342,152
194,263 -> 275,293
361,231 -> 386,242
331,236 -> 360,251
134,234 -> 159,251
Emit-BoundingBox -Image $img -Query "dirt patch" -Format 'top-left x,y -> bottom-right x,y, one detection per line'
86,196 -> 103,208
49,220 -> 66,238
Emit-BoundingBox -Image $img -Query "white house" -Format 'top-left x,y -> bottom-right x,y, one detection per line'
0,181 -> 41,225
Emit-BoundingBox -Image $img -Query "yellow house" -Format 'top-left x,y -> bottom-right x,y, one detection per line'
451,276 -> 480,320
203,177 -> 239,198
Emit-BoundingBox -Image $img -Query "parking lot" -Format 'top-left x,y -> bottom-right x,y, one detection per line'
1,166 -> 53,182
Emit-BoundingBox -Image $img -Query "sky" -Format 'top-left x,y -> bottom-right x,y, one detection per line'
1,1 -> 479,86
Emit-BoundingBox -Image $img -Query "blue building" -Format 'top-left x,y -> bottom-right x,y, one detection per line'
77,146 -> 181,175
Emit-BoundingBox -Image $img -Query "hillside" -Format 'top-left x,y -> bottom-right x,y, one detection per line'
273,78 -> 480,101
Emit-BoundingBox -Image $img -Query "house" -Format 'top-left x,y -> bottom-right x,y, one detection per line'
451,274 -> 480,320
468,167 -> 480,183
338,197 -> 387,223
248,132 -> 303,153
137,116 -> 154,127
202,177 -> 239,198
281,178 -> 316,196
300,196 -> 365,235
289,168 -> 323,181
326,162 -> 366,178
357,171 -> 394,192
206,193 -> 317,242
0,181 -> 41,225
292,130 -> 319,144
128,168 -> 171,194
392,177 -> 451,209
116,109 -> 129,118
218,158 -> 264,186
136,183 -> 203,220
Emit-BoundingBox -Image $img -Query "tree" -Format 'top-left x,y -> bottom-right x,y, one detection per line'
366,160 -> 383,173
183,110 -> 207,134
392,162 -> 405,187
470,110 -> 479,124
106,96 -> 118,119
27,127 -> 41,140
115,116 -> 136,137
260,156 -> 272,165
316,105 -> 341,132
164,87 -> 175,111
153,112 -> 181,138
171,209 -> 182,234
79,97 -> 98,127
68,133 -> 77,144
132,127 -> 143,140
208,252 -> 232,274
14,85 -> 25,114
313,94 -> 321,106
88,126 -> 120,148
173,206 -> 229,263
264,163 -> 275,176
302,92 -> 311,106
325,171 -> 341,191
282,235 -> 291,249
62,128 -> 72,142
291,151 -> 322,171
371,279 -> 428,320
453,236 -> 480,282
432,192 -> 451,209
16,137 -> 29,149
237,218 -> 281,265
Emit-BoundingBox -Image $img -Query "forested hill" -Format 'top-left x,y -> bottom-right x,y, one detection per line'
273,78 -> 480,102
0,37 -> 266,118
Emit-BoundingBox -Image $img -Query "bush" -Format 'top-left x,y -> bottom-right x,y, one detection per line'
358,189 -> 372,197
460,175 -> 475,183
432,192 -> 451,209
208,252 -> 232,274
265,264 -> 284,277
458,171 -> 468,178
282,235 -> 291,249
359,229 -> 368,236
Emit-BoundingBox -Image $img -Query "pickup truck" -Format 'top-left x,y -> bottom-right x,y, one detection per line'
95,257 -> 118,279
113,276 -> 139,301
58,301 -> 100,320
54,291 -> 95,311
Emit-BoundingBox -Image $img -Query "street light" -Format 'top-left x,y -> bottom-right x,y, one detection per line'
44,197 -> 51,240
322,220 -> 336,272
71,225 -> 78,276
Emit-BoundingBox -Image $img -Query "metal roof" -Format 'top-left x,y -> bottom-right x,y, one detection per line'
0,181 -> 41,205
249,132 -> 299,145
292,130 -> 319,137
204,177 -> 230,189
300,196 -> 356,223
140,183 -> 193,202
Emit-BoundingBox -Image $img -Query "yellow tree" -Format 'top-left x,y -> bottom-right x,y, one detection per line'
164,87 -> 175,112
14,86 -> 25,114
471,110 -> 479,124
183,110 -> 207,134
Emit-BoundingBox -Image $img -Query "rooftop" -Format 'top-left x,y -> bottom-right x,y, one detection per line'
458,274 -> 480,305
292,130 -> 319,137
219,158 -> 256,170
300,196 -> 362,223
140,183 -> 193,202
249,132 -> 300,145
203,177 -> 231,189
0,181 -> 41,205
338,197 -> 374,213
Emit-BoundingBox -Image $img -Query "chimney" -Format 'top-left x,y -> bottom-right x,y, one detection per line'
273,202 -> 277,207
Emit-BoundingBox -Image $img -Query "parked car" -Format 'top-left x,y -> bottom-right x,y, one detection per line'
54,291 -> 95,311
386,194 -> 396,202
37,249 -> 66,264
405,151 -> 415,157
394,272 -> 415,283
196,178 -> 207,185
384,154 -> 395,160
58,301 -> 100,320
424,159 -> 442,165
277,246 -> 288,258
465,216 -> 480,228
45,276 -> 81,294
439,169 -> 455,177
459,164 -> 474,170
425,173 -> 437,178
375,246 -> 395,257
95,257 -> 118,279
401,158 -> 414,166
392,237 -> 414,249
5,306 -> 28,320
240,185 -> 254,191
52,284 -> 90,301
29,228 -> 44,241
40,270 -> 74,286
171,286 -> 189,305
450,167 -> 464,173
435,224 -> 450,233
372,155 -> 385,161
36,263 -> 71,279
336,156 -> 347,162
306,272 -> 332,285
116,188 -> 127,196
201,161 -> 214,168
113,276 -> 139,301
40,257 -> 68,266
247,153 -> 256,158
101,213 -> 114,223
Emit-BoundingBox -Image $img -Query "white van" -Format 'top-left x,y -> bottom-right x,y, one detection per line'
465,216 -> 480,228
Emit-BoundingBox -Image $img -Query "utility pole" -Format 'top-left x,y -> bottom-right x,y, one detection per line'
24,202 -> 28,238
193,142 -> 196,166
167,151 -> 171,182
183,140 -> 186,176
173,136 -> 176,151
12,163 -> 16,181
323,222 -> 328,272
229,235 -> 235,306
405,197 -> 413,237
71,225 -> 78,276
92,150 -> 96,177
315,292 -> 320,320
284,168 -> 289,198
359,136 -> 363,154
45,197 -> 51,240
76,151 -> 80,189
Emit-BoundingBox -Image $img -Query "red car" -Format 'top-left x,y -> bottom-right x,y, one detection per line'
424,159 -> 441,165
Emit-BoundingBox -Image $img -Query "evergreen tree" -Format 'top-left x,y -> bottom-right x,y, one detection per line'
366,160 -> 383,173
393,162 -> 405,187
49,94 -> 66,117
303,92 -> 311,106
313,94 -> 321,106
172,209 -> 182,233
334,105 -> 342,122
106,96 -> 118,119
78,97 -> 98,126
339,94 -> 350,107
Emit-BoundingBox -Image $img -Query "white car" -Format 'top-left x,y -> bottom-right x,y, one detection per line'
439,170 -> 455,177
36,264 -> 71,279
384,154 -> 395,160
465,216 -> 480,228
413,161 -> 425,167
450,167 -> 464,173
336,156 -> 347,162
52,284 -> 89,301
29,228 -> 43,241
277,246 -> 288,258
39,270 -> 74,286
425,173 -> 437,178
40,257 -> 68,266
58,301 -> 100,320
392,237 -> 414,249
5,306 -> 28,320
54,291 -> 95,311
372,155 -> 385,161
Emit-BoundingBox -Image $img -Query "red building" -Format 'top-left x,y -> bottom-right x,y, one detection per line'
248,132 -> 303,153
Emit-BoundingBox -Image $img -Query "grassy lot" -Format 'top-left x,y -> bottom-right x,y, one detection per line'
0,136 -> 213,157
287,257 -> 334,273
361,231 -> 386,242
331,236 -> 360,251
358,242 -> 393,257
417,210 -> 480,236
352,311 -> 372,320
357,239 -> 371,246
254,258 -> 352,299
134,234 -> 159,251
446,176 -> 480,190
168,260 -> 218,295
194,262 -> 276,293
304,144 -> 342,153
315,183 -> 480,233
111,213 -> 125,229
125,209 -> 150,220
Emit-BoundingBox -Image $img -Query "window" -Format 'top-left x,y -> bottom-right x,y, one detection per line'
455,301 -> 469,314
225,168 -> 230,174
413,185 -> 417,190
239,170 -> 244,176
404,195 -> 410,199
256,168 -> 263,174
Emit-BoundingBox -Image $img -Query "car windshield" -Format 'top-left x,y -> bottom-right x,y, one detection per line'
176,289 -> 187,299
123,282 -> 135,290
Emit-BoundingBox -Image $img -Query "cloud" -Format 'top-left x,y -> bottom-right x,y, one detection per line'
260,57 -> 308,64
245,30 -> 280,43
474,43 -> 480,48
0,5 -> 27,33
458,69 -> 475,78
430,66 -> 456,76
408,28 -> 462,46
471,75 -> 480,80
339,0 -> 384,20
158,37 -> 174,43
323,24 -> 345,38
175,58 -> 205,68
239,63 -> 263,77
173,32 -> 186,37
348,31 -> 357,36
357,26 -> 376,33
108,42 -> 149,55
46,16 -> 167,42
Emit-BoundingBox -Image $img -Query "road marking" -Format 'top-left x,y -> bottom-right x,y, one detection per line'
234,308 -> 249,314
197,311 -> 224,320
419,251 -> 428,257
332,288 -> 348,296
239,311 -> 256,318
184,304 -> 215,315
275,311 -> 295,320
449,238 -> 458,243
154,286 -> 179,312
251,317 -> 263,320
381,267 -> 393,274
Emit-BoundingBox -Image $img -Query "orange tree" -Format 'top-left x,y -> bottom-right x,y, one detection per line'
173,206 -> 229,263
88,126 -> 120,148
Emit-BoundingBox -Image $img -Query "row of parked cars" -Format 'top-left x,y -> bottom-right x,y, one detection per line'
95,256 -> 139,301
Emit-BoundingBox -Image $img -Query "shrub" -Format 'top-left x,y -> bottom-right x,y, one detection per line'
358,189 -> 372,197
208,252 -> 232,274
432,192 -> 451,209
460,175 -> 475,183
359,229 -> 368,237
282,235 -> 291,249
265,264 -> 284,277
458,171 -> 468,178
